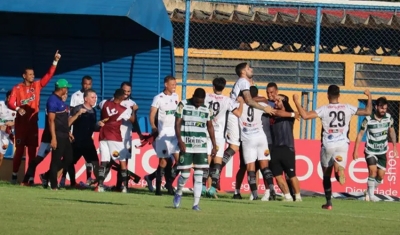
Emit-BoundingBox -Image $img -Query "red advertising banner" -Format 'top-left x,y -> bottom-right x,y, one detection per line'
27,130 -> 400,196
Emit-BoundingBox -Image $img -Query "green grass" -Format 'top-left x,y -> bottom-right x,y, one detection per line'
1,182 -> 400,235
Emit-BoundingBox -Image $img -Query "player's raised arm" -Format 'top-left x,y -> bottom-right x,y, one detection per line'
355,90 -> 372,116
40,50 -> 61,88
242,90 -> 275,115
293,93 -> 318,120
353,118 -> 367,160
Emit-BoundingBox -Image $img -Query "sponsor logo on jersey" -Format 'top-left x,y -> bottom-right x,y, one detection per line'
20,94 -> 35,105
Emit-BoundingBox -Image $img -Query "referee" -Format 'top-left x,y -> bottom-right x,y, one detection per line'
47,79 -> 73,190
66,88 -> 100,187
269,94 -> 302,201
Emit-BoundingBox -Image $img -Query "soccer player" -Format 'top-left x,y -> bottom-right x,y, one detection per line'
208,62 -> 275,195
65,89 -> 100,188
233,86 -> 275,200
69,75 -> 96,183
353,97 -> 398,202
0,91 -> 16,167
47,79 -> 74,190
146,76 -> 179,195
293,85 -> 372,209
8,50 -> 61,184
173,88 -> 217,210
269,94 -> 302,202
97,89 -> 135,193
204,77 -> 241,196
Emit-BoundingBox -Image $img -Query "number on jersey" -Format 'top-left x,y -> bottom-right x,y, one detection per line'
247,107 -> 254,122
329,111 -> 345,128
208,101 -> 220,116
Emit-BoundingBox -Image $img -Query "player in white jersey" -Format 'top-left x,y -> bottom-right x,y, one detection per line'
0,91 -> 16,167
67,75 -> 96,185
209,62 -> 275,195
203,77 -> 242,196
353,97 -> 398,202
233,86 -> 273,200
146,76 -> 179,195
293,85 -> 372,210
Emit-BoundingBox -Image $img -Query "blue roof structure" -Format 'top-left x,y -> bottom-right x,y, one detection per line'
0,0 -> 173,42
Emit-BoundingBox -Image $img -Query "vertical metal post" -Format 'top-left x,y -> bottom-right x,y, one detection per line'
158,36 -> 162,94
182,0 -> 191,100
311,7 -> 322,140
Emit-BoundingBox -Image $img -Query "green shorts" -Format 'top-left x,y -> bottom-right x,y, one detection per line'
177,152 -> 209,170
366,153 -> 387,170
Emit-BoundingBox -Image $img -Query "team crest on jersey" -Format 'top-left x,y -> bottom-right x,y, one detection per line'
112,151 -> 119,157
335,156 -> 343,162
180,156 -> 184,163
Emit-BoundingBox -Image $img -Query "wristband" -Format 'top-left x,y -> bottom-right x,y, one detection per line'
16,107 -> 20,111
291,112 -> 295,118
53,60 -> 58,66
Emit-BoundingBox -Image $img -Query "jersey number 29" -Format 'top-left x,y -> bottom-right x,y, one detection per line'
329,111 -> 345,128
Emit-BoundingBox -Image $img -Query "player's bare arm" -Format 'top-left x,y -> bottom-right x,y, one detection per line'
149,106 -> 158,135
175,116 -> 185,153
48,112 -> 57,149
253,96 -> 268,103
355,90 -> 372,116
352,129 -> 365,160
242,90 -> 275,115
293,94 -> 318,120
389,127 -> 398,158
40,50 -> 62,88
232,97 -> 245,118
207,120 -> 217,157
131,106 -> 144,139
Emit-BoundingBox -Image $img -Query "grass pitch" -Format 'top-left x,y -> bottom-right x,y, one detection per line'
1,182 -> 399,235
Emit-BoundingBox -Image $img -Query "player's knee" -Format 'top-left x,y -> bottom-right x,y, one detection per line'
222,148 -> 235,166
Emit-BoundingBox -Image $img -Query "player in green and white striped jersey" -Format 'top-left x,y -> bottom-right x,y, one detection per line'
173,88 -> 217,211
353,97 -> 398,202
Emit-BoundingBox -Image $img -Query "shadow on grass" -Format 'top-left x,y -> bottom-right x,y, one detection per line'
42,197 -> 127,206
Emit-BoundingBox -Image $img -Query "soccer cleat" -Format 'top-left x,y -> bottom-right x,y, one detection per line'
192,205 -> 201,211
28,177 -> 34,186
155,190 -> 162,196
97,185 -> 105,192
249,194 -> 254,200
121,186 -> 127,193
232,193 -> 242,200
283,197 -> 294,202
173,194 -> 182,208
295,197 -> 303,202
144,175 -> 154,192
261,193 -> 270,201
269,191 -> 277,201
86,177 -> 94,186
338,166 -> 346,185
364,190 -> 370,201
321,204 -> 332,210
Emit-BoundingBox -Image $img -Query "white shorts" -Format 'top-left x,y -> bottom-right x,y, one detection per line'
207,137 -> 226,157
153,131 -> 179,158
242,137 -> 270,165
37,142 -> 51,158
226,112 -> 240,146
0,130 -> 10,155
100,140 -> 129,162
320,143 -> 349,168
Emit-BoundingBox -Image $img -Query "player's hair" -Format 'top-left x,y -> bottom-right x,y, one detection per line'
81,75 -> 92,83
23,67 -> 34,74
267,82 -> 278,89
5,90 -> 11,98
84,89 -> 96,97
120,81 -> 131,88
235,62 -> 248,77
327,85 -> 340,99
113,88 -> 126,100
376,97 -> 388,107
279,94 -> 295,113
193,88 -> 206,99
212,76 -> 226,92
164,75 -> 176,83
250,86 -> 258,98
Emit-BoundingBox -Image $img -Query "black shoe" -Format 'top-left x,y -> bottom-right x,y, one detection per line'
233,193 -> 242,200
269,191 -> 277,201
155,190 -> 162,196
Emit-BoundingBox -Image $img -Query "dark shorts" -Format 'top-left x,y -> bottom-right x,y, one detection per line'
72,142 -> 99,164
15,123 -> 39,147
269,146 -> 296,178
365,152 -> 387,170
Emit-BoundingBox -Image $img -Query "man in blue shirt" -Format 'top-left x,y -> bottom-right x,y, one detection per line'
47,79 -> 73,190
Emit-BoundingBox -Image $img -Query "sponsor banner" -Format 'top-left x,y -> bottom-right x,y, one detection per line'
15,130 -> 399,196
